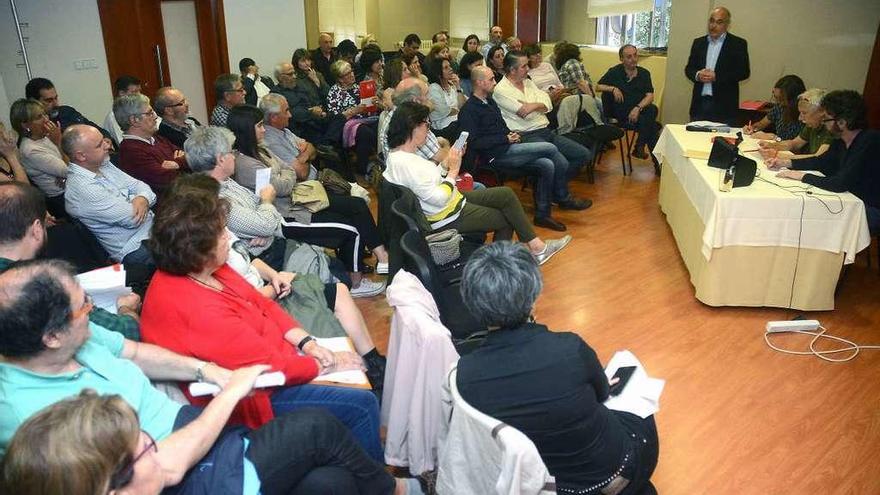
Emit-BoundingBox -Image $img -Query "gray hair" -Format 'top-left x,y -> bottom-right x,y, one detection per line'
460,241 -> 543,328
113,93 -> 150,131
392,84 -> 423,106
798,88 -> 827,110
183,126 -> 234,173
259,93 -> 286,116
273,63 -> 289,81
60,124 -> 91,157
214,73 -> 241,101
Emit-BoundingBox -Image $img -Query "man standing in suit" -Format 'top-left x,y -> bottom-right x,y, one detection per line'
684,7 -> 750,124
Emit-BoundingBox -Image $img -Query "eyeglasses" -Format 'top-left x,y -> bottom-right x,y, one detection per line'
821,117 -> 837,123
108,431 -> 158,490
137,109 -> 157,118
280,71 -> 295,77
167,98 -> 187,108
70,294 -> 94,321
226,87 -> 246,94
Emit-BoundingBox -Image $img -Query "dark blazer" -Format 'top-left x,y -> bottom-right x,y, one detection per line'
243,75 -> 276,106
684,32 -> 750,121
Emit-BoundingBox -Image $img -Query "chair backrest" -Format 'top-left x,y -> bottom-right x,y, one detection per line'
391,197 -> 422,234
399,229 -> 443,299
437,366 -> 556,495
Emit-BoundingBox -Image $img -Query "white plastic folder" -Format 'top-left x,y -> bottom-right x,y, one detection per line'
310,337 -> 371,387
75,264 -> 131,314
254,167 -> 272,194
603,350 -> 665,419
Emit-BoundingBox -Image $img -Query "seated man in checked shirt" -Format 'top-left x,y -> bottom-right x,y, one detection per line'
62,124 -> 157,292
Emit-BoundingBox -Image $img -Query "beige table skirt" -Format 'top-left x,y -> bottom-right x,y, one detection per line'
659,161 -> 843,311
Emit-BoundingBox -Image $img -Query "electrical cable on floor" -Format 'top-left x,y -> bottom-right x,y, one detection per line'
764,325 -> 880,362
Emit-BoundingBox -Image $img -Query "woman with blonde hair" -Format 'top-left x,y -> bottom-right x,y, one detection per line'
9,98 -> 68,217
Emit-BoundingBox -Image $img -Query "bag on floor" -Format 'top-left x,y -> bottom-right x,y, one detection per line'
292,180 -> 330,213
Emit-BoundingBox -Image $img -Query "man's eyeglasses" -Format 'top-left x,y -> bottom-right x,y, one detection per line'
226,87 -> 246,94
167,99 -> 187,108
821,117 -> 837,123
70,294 -> 94,321
280,71 -> 295,77
137,109 -> 157,118
108,431 -> 158,490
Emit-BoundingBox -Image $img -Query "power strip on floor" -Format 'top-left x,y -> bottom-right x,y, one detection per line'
765,320 -> 821,333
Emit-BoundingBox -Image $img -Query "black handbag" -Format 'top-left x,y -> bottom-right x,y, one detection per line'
564,95 -> 623,149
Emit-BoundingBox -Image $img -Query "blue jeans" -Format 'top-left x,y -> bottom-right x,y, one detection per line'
519,127 -> 593,179
270,384 -> 383,462
866,205 -> 880,234
491,141 -> 570,218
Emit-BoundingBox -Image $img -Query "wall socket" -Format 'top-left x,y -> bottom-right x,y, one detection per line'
73,59 -> 98,71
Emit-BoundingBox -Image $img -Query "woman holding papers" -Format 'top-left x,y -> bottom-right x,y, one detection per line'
140,182 -> 384,461
326,60 -> 379,175
456,242 -> 659,495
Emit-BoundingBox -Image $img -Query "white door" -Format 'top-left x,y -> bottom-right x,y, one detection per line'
160,1 -> 209,124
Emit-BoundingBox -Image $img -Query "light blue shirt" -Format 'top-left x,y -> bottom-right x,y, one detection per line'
65,162 -> 156,261
0,323 -> 182,455
700,32 -> 726,96
262,126 -> 318,180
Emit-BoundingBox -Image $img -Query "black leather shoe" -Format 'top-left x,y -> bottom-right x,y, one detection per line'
632,145 -> 649,160
534,216 -> 567,231
556,197 -> 593,210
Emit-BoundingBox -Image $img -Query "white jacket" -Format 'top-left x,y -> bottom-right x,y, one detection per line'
382,270 -> 460,474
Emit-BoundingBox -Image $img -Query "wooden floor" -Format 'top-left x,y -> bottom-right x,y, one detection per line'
356,152 -> 880,494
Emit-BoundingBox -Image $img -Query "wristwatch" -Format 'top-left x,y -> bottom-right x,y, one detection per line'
297,335 -> 316,351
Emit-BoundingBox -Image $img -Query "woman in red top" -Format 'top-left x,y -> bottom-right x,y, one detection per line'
141,185 -> 384,461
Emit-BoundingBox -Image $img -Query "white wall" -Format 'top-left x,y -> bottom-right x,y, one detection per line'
224,0 -> 308,76
662,0 -> 880,123
0,0 -> 113,127
161,1 -> 209,124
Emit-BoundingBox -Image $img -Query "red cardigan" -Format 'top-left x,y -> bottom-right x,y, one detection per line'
118,135 -> 188,193
141,264 -> 319,427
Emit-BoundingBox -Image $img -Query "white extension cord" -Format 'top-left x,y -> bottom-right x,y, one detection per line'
764,321 -> 880,363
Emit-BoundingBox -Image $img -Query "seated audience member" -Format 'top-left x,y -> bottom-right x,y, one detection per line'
312,32 -> 338,84
460,66 -> 590,231
240,57 -> 275,106
425,42 -> 453,77
102,75 -> 142,145
381,56 -> 411,109
384,101 -> 570,265
260,93 -> 319,180
360,47 -> 387,96
456,34 -> 481,65
480,26 -> 506,58
0,182 -> 140,340
770,90 -> 880,233
0,125 -> 27,184
187,125 -> 388,297
24,77 -> 115,144
758,88 -> 833,160
494,51 -> 594,179
399,33 -> 427,68
523,44 -> 571,108
284,51 -> 343,148
505,36 -> 522,53
62,125 -> 157,282
0,261 -> 422,495
327,60 -> 379,176
336,39 -> 359,68
9,99 -> 68,217
556,42 -> 599,101
427,58 -> 466,142
380,78 -> 449,164
486,45 -> 506,83
155,86 -> 202,148
432,30 -> 450,46
210,73 -> 246,127
142,182 -> 383,459
402,52 -> 429,84
456,241 -> 659,494
743,75 -> 806,141
116,94 -> 188,196
597,44 -> 661,162
457,51 -> 484,98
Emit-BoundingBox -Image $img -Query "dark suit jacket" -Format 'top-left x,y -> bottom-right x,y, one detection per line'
684,32 -> 750,121
243,75 -> 276,106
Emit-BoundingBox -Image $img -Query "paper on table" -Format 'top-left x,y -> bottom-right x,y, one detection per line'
310,337 -> 370,386
603,350 -> 665,419
76,264 -> 131,314
686,120 -> 729,128
254,167 -> 272,194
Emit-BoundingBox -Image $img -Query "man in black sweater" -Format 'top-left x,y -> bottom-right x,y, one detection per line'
770,90 -> 880,233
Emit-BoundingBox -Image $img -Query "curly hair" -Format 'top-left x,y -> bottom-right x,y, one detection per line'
773,75 -> 806,125
149,176 -> 229,275
386,101 -> 430,149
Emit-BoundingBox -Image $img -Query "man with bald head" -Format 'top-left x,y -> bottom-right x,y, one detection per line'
312,32 -> 338,84
684,6 -> 750,123
62,124 -> 157,286
460,66 -> 591,231
155,87 -> 202,149
481,25 -> 507,58
379,77 -> 449,164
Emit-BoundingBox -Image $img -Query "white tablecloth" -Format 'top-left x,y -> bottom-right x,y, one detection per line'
654,125 -> 871,264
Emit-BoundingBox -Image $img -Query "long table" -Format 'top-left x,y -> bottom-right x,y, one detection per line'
654,124 -> 870,311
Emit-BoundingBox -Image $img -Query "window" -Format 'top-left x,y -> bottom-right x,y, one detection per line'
595,0 -> 671,49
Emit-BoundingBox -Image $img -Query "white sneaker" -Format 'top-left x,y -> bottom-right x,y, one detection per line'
534,235 -> 572,265
376,262 -> 389,275
351,278 -> 387,298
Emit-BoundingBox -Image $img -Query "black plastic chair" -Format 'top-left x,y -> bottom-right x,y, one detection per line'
399,229 -> 487,350
601,91 -> 639,176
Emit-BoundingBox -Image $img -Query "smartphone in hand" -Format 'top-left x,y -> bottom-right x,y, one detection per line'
608,366 -> 637,396
452,131 -> 469,151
